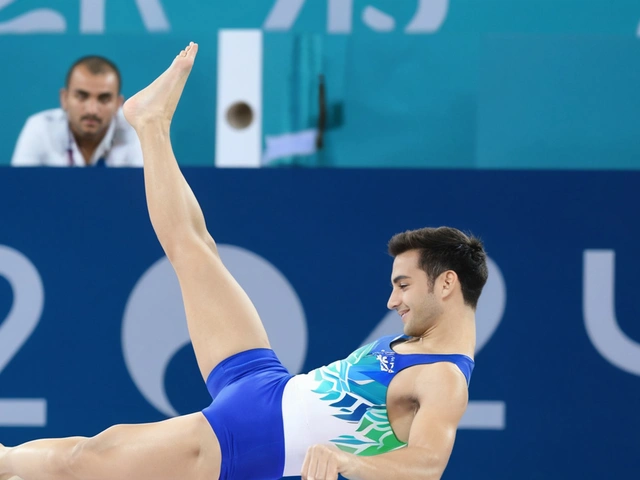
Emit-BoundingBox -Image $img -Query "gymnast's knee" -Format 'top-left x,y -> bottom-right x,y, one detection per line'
66,428 -> 117,477
66,438 -> 94,477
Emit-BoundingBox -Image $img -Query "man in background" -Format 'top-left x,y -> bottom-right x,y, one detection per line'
11,55 -> 143,167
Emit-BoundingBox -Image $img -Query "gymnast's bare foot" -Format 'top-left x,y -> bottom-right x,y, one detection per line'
123,42 -> 198,131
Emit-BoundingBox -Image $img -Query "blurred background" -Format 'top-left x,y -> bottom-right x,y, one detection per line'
0,0 -> 639,479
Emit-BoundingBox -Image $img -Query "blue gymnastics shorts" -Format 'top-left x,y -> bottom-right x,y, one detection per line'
201,348 -> 293,480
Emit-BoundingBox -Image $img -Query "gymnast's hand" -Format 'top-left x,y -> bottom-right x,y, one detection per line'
301,443 -> 354,479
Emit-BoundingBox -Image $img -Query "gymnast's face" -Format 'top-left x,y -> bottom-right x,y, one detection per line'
387,250 -> 444,337
60,66 -> 123,141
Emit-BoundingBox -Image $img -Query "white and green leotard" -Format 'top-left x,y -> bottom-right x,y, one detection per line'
280,334 -> 474,476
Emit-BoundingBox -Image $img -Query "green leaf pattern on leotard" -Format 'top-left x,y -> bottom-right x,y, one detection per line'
311,342 -> 405,456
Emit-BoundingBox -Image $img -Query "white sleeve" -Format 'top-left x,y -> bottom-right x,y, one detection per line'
11,116 -> 46,166
127,135 -> 144,167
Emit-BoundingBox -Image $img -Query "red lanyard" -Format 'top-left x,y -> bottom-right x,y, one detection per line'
67,133 -> 109,167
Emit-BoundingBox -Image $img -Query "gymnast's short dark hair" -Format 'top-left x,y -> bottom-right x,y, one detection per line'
388,226 -> 488,309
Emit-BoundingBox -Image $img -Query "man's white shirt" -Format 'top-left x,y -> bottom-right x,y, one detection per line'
11,108 -> 143,167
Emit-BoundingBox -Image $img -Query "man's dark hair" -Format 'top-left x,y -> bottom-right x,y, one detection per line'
65,56 -> 122,93
388,226 -> 488,309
